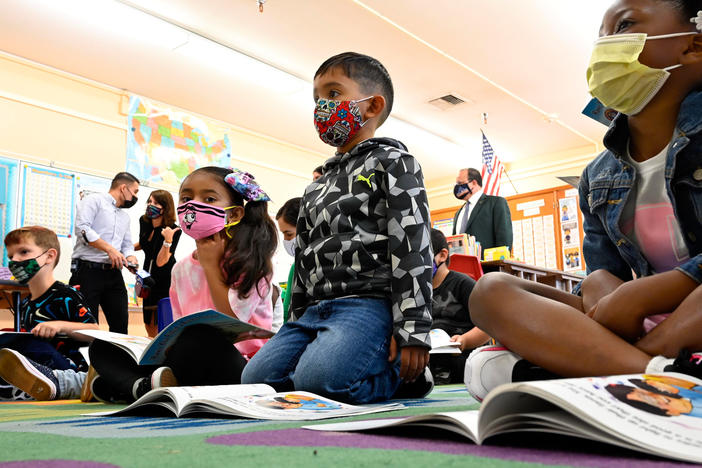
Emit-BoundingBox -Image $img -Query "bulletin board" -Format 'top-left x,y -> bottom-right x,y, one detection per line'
430,185 -> 586,273
506,185 -> 585,273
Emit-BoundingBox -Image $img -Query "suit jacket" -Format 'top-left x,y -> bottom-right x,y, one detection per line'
452,194 -> 513,251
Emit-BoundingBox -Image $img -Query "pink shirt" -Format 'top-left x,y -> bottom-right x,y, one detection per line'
169,252 -> 273,358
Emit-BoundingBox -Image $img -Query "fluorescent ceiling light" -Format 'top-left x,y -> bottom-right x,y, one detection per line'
35,0 -> 188,49
174,35 -> 308,95
379,117 -> 477,167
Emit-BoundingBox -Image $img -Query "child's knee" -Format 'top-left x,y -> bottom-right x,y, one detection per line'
469,272 -> 517,325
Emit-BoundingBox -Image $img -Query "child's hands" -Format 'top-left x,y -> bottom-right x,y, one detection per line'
389,336 -> 430,382
450,334 -> 467,351
195,234 -> 226,269
31,321 -> 64,339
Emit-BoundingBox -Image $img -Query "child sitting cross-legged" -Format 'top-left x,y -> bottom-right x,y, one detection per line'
242,52 -> 434,403
464,0 -> 702,401
0,226 -> 98,400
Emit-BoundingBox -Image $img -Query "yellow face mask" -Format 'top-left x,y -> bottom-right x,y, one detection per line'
586,32 -> 696,115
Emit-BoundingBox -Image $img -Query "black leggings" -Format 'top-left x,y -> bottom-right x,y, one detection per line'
90,324 -> 248,399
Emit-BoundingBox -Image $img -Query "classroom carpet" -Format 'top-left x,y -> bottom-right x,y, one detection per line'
0,385 -> 695,468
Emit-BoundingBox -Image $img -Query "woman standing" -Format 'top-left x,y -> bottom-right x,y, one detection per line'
134,190 -> 181,336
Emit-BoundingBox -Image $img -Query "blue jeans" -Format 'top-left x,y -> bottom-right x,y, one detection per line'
241,297 -> 401,404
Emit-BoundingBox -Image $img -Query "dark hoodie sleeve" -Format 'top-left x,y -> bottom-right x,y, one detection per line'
384,151 -> 433,349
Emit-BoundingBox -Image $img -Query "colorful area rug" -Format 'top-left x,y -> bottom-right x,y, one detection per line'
0,386 -> 694,467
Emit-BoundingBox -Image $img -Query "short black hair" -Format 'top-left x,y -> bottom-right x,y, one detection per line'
315,52 -> 394,125
462,168 -> 483,187
313,166 -> 324,175
276,197 -> 301,226
110,172 -> 139,189
430,228 -> 450,266
658,0 -> 702,25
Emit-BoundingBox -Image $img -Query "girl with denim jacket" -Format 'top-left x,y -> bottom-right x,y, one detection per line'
463,0 -> 702,402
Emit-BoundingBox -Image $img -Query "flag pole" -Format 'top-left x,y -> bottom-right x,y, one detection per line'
502,168 -> 518,194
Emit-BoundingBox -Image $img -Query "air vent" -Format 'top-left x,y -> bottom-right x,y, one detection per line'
428,93 -> 470,110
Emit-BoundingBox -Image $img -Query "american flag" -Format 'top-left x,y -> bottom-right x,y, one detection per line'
481,131 -> 504,196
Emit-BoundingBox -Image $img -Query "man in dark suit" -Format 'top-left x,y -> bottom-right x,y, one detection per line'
452,168 -> 513,251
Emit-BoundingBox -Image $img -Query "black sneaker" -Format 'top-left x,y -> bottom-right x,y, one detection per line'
0,349 -> 59,400
664,350 -> 702,379
91,376 -> 131,404
392,367 -> 434,399
0,382 -> 33,401
132,366 -> 178,400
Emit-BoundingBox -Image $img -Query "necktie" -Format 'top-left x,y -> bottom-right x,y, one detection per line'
460,201 -> 471,233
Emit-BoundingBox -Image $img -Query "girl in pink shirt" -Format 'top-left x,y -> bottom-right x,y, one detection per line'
87,167 -> 278,402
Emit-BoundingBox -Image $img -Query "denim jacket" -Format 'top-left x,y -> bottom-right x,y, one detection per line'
579,91 -> 702,285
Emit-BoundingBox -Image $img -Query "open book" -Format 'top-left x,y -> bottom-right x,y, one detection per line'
94,384 -> 403,420
305,373 -> 702,464
76,309 -> 273,365
428,329 -> 461,355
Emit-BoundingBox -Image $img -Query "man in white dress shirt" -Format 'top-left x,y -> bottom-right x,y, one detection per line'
69,172 -> 140,333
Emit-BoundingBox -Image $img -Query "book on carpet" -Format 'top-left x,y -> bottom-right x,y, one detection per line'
428,329 -> 461,355
304,372 -> 702,463
94,384 -> 404,420
76,309 -> 274,365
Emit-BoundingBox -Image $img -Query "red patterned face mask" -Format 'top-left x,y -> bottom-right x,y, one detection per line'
314,97 -> 372,147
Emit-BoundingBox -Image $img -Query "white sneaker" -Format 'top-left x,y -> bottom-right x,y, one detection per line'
464,345 -> 520,402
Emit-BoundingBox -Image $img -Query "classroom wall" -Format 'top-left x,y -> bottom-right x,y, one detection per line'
0,52 -> 323,282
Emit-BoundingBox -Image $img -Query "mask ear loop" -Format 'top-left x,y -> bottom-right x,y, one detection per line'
223,205 -> 243,239
351,96 -> 375,128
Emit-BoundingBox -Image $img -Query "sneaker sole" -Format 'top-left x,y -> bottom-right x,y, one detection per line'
80,365 -> 98,402
0,349 -> 56,400
151,367 -> 178,389
464,346 -> 510,402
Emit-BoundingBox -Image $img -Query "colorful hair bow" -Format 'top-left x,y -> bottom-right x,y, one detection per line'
224,168 -> 271,202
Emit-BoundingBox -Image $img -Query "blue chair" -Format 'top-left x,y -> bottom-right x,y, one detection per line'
157,297 -> 173,332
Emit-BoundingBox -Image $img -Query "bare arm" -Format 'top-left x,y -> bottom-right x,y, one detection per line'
88,238 -> 127,268
197,235 -> 237,319
155,227 -> 180,267
31,321 -> 99,341
451,327 -> 491,352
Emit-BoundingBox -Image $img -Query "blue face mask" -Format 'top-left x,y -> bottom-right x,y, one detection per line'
432,259 -> 444,278
454,183 -> 471,200
145,204 -> 163,219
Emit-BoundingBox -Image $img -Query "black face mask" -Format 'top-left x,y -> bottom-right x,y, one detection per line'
453,183 -> 472,200
121,187 -> 138,209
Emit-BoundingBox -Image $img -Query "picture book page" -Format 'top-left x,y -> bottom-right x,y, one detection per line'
74,330 -> 151,361
485,373 -> 702,461
200,391 -> 404,421
305,410 -> 481,441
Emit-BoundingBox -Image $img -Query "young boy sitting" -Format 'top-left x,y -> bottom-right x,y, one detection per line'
242,52 -> 434,403
0,226 -> 98,400
429,229 -> 490,384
